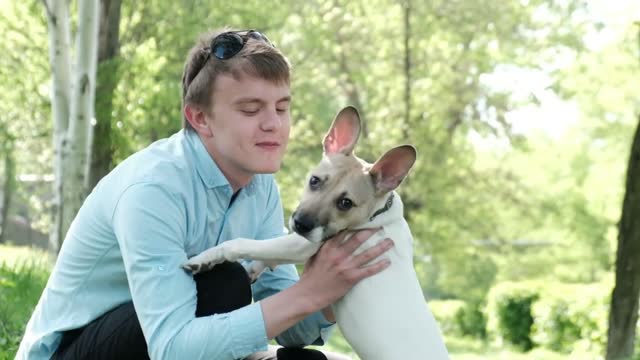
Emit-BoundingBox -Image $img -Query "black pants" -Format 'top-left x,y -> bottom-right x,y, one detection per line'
52,262 -> 347,360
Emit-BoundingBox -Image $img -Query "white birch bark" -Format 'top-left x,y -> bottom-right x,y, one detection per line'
44,0 -> 100,252
63,0 -> 99,239
44,0 -> 72,252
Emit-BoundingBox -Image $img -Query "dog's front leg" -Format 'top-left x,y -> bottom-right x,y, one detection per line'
182,233 -> 321,274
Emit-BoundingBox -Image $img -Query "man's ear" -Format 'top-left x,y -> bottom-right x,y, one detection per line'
323,106 -> 361,155
184,104 -> 212,137
369,145 -> 417,195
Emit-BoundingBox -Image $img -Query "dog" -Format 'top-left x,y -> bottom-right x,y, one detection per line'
183,106 -> 450,359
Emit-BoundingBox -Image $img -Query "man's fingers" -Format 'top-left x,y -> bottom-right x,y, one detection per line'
345,258 -> 391,283
339,228 -> 380,254
352,238 -> 394,266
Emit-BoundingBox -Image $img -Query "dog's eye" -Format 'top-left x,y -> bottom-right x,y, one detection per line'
309,176 -> 321,189
337,198 -> 354,211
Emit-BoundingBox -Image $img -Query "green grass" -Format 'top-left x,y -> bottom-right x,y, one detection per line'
0,245 -> 52,358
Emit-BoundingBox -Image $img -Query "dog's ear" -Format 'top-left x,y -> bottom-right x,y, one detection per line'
369,145 -> 417,194
323,106 -> 361,155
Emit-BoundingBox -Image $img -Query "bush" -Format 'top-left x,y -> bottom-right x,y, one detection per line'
455,301 -> 488,340
429,299 -> 466,336
532,281 -> 610,355
428,299 -> 488,340
532,299 -> 581,352
487,279 -> 612,356
487,282 -> 539,351
497,293 -> 538,350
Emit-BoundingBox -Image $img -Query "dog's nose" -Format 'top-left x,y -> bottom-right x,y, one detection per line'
292,213 -> 314,235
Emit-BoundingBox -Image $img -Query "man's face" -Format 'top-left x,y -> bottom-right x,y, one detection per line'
200,74 -> 291,188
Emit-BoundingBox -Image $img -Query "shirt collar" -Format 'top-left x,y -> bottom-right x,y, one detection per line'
184,129 -> 257,195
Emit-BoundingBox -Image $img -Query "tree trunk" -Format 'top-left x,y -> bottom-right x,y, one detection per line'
44,0 -> 100,253
606,114 -> 640,360
0,137 -> 15,244
62,0 -> 100,240
402,0 -> 411,140
44,0 -> 73,252
89,0 -> 122,191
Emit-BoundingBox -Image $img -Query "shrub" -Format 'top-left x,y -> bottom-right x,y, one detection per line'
429,299 -> 488,340
532,299 -> 581,352
497,293 -> 538,350
487,279 -> 612,356
532,281 -> 610,355
455,301 -> 488,340
428,299 -> 466,336
487,282 -> 539,351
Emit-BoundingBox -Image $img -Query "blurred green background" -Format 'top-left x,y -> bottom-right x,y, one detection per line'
1,0 -> 639,359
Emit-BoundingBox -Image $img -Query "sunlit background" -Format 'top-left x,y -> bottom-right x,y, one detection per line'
1,0 -> 639,358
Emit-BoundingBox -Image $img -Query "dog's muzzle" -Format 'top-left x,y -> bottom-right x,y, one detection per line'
289,212 -> 340,243
291,211 -> 315,235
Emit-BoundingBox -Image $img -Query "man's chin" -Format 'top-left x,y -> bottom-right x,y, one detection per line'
252,165 -> 281,174
250,159 -> 283,174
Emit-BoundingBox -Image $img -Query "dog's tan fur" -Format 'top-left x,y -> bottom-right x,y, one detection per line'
289,107 -> 416,245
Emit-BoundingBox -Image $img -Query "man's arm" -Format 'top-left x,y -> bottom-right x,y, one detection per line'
113,183 -> 269,360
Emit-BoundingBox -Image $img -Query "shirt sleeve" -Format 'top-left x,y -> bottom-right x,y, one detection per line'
251,178 -> 335,347
112,182 -> 269,360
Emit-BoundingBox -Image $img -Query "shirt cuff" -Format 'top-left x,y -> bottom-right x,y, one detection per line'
227,302 -> 269,359
275,309 -> 336,347
308,311 -> 336,346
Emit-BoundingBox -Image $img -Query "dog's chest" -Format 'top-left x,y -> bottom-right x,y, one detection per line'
348,220 -> 413,262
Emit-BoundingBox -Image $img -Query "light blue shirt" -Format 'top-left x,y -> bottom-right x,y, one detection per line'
17,129 -> 333,360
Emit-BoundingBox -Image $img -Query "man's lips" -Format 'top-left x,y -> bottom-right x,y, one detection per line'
256,141 -> 281,150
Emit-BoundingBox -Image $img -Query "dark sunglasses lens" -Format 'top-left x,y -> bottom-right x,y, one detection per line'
212,33 -> 244,59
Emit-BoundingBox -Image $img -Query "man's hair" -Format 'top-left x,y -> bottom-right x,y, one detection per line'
181,28 -> 291,129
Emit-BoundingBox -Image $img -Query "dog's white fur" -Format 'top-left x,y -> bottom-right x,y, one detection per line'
184,107 -> 449,359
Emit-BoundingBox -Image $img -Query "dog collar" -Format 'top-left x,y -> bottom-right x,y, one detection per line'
369,193 -> 394,221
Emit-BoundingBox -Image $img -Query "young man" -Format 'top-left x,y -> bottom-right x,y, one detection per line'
17,29 -> 394,360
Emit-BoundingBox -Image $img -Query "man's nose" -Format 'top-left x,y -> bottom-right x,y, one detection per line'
260,109 -> 283,131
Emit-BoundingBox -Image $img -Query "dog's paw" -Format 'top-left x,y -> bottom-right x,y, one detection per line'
182,249 -> 226,275
246,261 -> 267,283
245,261 -> 278,283
181,260 -> 212,275
181,262 -> 200,274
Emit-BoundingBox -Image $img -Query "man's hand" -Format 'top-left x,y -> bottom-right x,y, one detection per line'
259,229 -> 393,339
298,229 -> 394,313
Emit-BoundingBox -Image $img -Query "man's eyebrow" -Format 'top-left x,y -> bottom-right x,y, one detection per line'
233,95 -> 291,105
234,98 -> 263,105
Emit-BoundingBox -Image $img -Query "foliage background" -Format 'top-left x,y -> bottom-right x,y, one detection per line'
1,0 -> 639,358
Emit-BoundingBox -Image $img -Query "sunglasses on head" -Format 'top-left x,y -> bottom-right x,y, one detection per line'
189,30 -> 273,83
210,30 -> 273,60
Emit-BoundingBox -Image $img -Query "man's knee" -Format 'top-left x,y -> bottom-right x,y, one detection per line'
276,347 -> 329,360
53,302 -> 149,360
194,261 -> 252,316
245,345 -> 352,360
